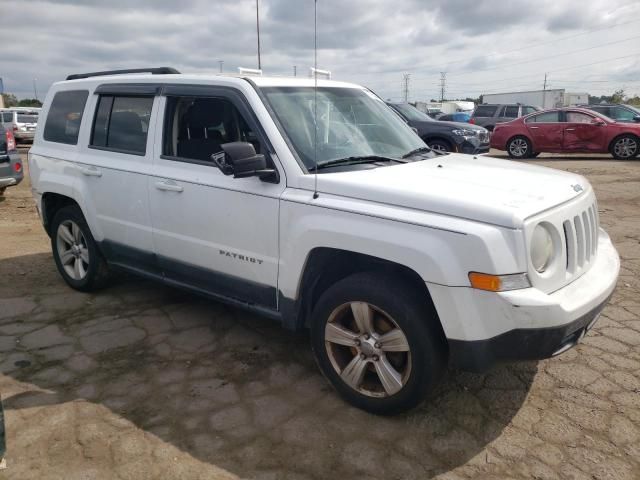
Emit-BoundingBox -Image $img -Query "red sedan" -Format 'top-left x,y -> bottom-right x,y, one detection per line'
490,107 -> 640,160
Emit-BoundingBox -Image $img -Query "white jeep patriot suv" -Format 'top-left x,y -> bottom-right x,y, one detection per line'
29,67 -> 620,414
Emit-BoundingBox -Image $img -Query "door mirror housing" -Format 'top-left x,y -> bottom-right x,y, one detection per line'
211,142 -> 277,181
633,115 -> 640,123
591,118 -> 606,126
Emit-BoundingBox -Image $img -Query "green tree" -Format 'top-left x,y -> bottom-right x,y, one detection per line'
611,89 -> 626,104
1,93 -> 18,107
17,98 -> 42,107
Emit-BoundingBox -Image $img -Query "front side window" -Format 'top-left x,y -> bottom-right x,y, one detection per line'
261,87 -> 425,170
43,90 -> 89,144
90,95 -> 153,154
162,96 -> 261,162
526,111 -> 560,123
611,107 -> 636,121
565,112 -> 593,124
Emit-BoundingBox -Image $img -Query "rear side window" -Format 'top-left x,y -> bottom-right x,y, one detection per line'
473,105 -> 498,117
2,112 -> 12,122
526,111 -> 560,123
44,90 -> 89,144
90,95 -> 154,155
503,106 -> 519,118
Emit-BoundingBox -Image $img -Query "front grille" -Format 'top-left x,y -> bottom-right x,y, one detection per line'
562,201 -> 598,274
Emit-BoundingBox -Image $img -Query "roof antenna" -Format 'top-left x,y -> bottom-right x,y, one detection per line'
312,0 -> 319,200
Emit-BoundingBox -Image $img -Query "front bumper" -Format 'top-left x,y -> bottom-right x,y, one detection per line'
430,228 -> 620,372
455,136 -> 490,155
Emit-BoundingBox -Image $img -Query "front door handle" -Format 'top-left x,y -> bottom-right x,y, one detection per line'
155,180 -> 184,192
565,128 -> 576,132
529,126 -> 539,129
79,166 -> 102,177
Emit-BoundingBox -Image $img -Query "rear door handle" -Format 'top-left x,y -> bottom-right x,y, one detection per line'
565,128 -> 576,131
79,166 -> 102,177
155,179 -> 184,192
529,126 -> 539,129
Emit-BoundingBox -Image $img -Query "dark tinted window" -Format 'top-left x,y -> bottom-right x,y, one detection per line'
473,105 -> 498,117
17,114 -> 38,123
2,112 -> 13,122
589,106 -> 610,117
503,106 -> 519,118
525,111 -> 560,123
610,106 -> 636,121
163,96 -> 261,162
44,90 -> 89,144
90,95 -> 153,154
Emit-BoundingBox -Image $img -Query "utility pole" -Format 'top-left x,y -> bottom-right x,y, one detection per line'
542,73 -> 548,108
33,78 -> 39,101
293,65 -> 297,77
218,60 -> 224,73
256,0 -> 262,70
439,72 -> 447,102
402,73 -> 411,102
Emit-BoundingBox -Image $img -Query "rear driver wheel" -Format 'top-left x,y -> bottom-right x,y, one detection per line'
507,136 -> 531,159
310,272 -> 446,415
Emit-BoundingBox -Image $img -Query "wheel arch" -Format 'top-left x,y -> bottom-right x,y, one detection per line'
41,192 -> 81,237
282,247 -> 444,338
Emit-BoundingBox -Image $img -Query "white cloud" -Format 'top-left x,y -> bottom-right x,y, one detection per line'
1,0 -> 639,101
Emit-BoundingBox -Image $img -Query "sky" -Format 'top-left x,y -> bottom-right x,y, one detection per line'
1,0 -> 640,103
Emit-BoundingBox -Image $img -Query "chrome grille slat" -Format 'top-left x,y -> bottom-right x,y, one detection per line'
574,215 -> 585,267
582,211 -> 591,262
562,202 -> 599,274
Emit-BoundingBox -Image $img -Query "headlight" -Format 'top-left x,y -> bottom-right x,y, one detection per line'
452,129 -> 478,137
530,223 -> 554,273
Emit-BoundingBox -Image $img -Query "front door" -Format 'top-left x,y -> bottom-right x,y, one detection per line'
148,88 -> 284,309
562,111 -> 607,152
524,110 -> 563,151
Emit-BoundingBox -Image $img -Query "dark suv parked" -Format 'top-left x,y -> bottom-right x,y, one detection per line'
581,104 -> 640,123
388,102 -> 490,154
470,104 -> 539,131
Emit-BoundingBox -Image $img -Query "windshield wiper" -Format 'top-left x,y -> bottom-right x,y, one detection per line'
314,155 -> 407,170
402,146 -> 432,159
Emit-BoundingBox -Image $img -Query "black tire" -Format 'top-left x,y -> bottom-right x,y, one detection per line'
610,134 -> 639,160
310,272 -> 447,415
426,138 -> 454,153
51,205 -> 110,292
0,187 -> 5,196
528,152 -> 540,159
507,136 -> 532,159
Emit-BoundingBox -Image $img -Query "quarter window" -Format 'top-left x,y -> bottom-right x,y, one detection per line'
90,95 -> 153,155
43,90 -> 89,144
526,111 -> 560,123
473,105 -> 498,117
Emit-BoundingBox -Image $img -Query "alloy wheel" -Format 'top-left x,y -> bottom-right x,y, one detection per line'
324,301 -> 411,398
614,137 -> 638,159
56,220 -> 90,280
509,138 -> 528,157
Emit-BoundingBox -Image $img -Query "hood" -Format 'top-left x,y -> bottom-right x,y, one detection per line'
411,119 -> 485,133
315,154 -> 588,228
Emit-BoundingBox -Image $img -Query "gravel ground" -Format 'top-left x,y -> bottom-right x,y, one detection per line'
0,148 -> 639,480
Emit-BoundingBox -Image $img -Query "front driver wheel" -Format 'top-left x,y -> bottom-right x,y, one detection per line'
426,139 -> 453,153
507,136 -> 531,159
51,205 -> 110,292
310,272 -> 446,415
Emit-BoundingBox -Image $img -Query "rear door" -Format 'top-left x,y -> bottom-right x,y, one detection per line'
562,111 -> 607,152
524,111 -> 563,151
76,86 -> 158,272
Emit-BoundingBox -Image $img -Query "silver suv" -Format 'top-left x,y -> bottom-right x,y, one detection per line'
470,104 -> 539,131
0,108 -> 40,143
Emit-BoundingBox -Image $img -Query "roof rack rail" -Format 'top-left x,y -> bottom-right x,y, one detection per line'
66,67 -> 180,81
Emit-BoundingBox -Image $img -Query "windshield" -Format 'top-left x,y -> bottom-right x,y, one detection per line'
261,87 -> 426,170
390,103 -> 433,122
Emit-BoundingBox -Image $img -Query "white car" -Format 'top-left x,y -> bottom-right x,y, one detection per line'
29,68 -> 620,414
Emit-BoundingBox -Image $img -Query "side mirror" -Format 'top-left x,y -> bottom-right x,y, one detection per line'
591,118 -> 606,126
633,115 -> 640,123
211,142 -> 277,181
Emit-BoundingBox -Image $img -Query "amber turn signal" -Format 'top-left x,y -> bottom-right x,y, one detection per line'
468,272 -> 531,292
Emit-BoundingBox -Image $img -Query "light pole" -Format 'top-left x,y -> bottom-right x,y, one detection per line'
218,60 -> 224,73
256,0 -> 261,70
33,78 -> 39,101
